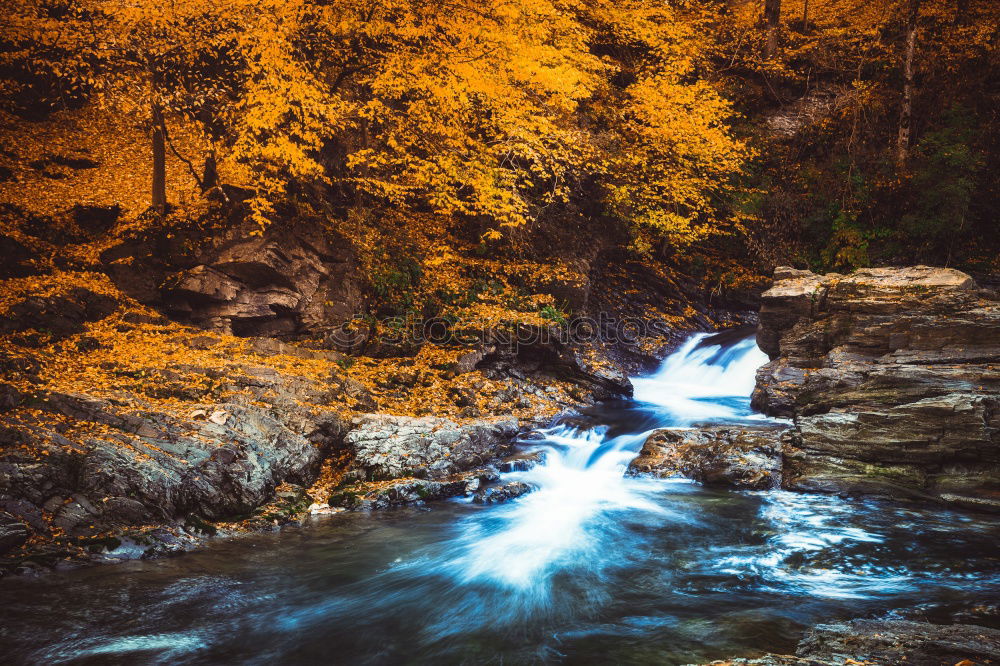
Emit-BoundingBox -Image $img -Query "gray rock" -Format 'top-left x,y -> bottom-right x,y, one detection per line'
343,414 -> 519,482
0,374 -> 347,539
798,618 -> 1000,665
694,617 -> 1000,665
0,512 -> 28,554
628,425 -> 787,490
754,265 -> 1000,509
473,481 -> 532,504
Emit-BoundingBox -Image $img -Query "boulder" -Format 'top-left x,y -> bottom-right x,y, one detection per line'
754,265 -> 1000,510
0,390 -> 344,537
627,425 -> 787,490
472,481 -> 533,504
342,415 -> 519,482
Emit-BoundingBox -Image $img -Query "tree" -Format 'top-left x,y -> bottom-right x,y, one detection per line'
80,0 -> 251,215
897,0 -> 921,167
764,0 -> 782,58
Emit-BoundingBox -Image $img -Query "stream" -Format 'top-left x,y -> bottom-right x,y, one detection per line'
2,331 -> 999,664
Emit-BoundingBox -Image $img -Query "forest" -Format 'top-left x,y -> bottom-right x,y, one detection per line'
1,2 -> 999,664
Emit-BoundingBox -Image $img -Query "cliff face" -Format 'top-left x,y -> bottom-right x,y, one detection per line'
753,266 -> 1000,511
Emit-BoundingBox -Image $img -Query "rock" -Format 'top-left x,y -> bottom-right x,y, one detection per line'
161,221 -> 365,337
0,378 -> 347,541
697,617 -> 1000,666
0,287 -> 119,339
754,266 -> 1000,510
343,415 -> 519,482
498,449 -> 546,473
797,618 -> 1000,665
473,481 -> 532,504
0,512 -> 29,554
627,425 -> 788,490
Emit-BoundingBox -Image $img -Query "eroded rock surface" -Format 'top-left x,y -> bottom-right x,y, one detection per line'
343,414 -> 520,482
697,617 -> 1000,665
627,424 -> 787,490
754,265 -> 1000,510
162,222 -> 365,338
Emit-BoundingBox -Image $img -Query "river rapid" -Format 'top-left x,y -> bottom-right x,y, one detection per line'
2,330 -> 999,664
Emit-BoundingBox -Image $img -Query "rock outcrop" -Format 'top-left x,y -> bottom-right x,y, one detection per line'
342,414 -> 520,483
753,265 -> 1000,510
627,424 -> 787,490
162,222 -> 366,338
0,379 -> 346,544
698,617 -> 1000,666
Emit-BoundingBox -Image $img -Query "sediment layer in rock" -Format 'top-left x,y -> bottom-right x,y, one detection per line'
753,265 -> 1000,510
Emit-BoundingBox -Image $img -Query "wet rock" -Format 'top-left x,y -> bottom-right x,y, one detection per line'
473,481 -> 532,504
628,425 -> 788,490
0,512 -> 29,554
498,449 -> 546,473
698,617 -> 1000,665
754,266 -> 1000,509
343,415 -> 519,482
798,618 -> 1000,665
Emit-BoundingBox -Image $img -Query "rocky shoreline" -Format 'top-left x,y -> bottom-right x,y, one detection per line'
3,263 -> 999,665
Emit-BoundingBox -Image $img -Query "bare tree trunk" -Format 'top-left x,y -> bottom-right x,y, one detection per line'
802,0 -> 809,30
151,100 -> 167,216
764,0 -> 781,58
202,149 -> 218,192
896,0 -> 920,168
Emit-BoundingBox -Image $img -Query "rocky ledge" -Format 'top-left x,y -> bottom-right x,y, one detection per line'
753,265 -> 1000,511
698,615 -> 1000,665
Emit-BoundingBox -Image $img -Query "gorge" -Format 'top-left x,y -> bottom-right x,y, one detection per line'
2,266 -> 1000,664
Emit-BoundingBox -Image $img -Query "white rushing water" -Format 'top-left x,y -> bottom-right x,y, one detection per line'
447,331 -> 772,600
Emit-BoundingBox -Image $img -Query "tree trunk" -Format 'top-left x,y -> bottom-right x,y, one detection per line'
802,0 -> 809,30
955,0 -> 969,26
151,101 -> 167,216
896,0 -> 920,168
764,0 -> 781,58
202,149 -> 218,192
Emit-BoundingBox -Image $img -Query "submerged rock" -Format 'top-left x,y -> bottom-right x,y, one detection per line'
754,265 -> 1000,510
628,424 -> 788,490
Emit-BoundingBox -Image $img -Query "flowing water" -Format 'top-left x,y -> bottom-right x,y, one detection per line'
3,330 -> 999,665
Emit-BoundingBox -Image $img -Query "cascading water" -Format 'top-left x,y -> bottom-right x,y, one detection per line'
446,330 -> 772,598
3,330 -> 999,665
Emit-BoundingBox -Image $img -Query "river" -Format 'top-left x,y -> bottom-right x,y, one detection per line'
2,330 -> 999,664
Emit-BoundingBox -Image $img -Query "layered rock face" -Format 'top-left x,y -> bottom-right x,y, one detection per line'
162,222 -> 366,337
753,266 -> 1000,510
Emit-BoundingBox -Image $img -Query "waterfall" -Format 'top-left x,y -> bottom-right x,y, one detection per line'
447,329 -> 770,597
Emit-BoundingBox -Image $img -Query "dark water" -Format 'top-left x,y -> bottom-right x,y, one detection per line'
2,332 -> 998,665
